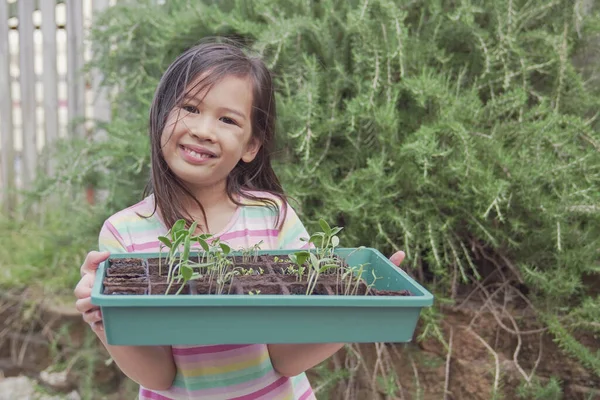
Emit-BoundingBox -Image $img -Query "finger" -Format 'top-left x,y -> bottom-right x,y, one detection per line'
390,251 -> 406,267
80,251 -> 110,277
83,309 -> 103,325
75,297 -> 96,314
91,321 -> 104,333
73,274 -> 94,299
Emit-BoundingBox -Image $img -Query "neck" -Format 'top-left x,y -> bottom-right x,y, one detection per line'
183,181 -> 238,228
186,181 -> 228,209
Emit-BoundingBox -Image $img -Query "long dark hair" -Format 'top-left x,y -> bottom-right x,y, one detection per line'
142,38 -> 287,232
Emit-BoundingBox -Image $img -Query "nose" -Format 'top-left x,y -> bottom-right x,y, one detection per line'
186,114 -> 217,142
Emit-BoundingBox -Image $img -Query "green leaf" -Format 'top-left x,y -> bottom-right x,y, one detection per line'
197,238 -> 209,252
158,236 -> 172,248
174,230 -> 187,242
189,273 -> 203,281
188,221 -> 198,234
182,236 -> 191,261
309,252 -> 320,268
180,265 -> 193,281
331,236 -> 340,247
294,251 -> 310,266
309,233 -> 324,244
172,219 -> 185,233
171,235 -> 185,254
220,243 -> 231,255
331,227 -> 343,236
319,219 -> 332,234
319,264 -> 339,273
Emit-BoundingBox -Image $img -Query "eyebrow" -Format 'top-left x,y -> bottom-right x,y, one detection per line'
182,96 -> 248,122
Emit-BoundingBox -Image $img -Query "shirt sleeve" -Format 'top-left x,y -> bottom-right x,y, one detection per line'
98,220 -> 129,253
277,201 -> 312,250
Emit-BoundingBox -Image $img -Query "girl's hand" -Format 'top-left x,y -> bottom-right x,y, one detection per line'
389,250 -> 406,267
74,251 -> 110,333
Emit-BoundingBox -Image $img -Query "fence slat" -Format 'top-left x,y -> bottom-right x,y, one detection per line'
0,0 -> 15,213
18,0 -> 37,189
92,0 -> 110,126
41,0 -> 59,174
66,0 -> 85,138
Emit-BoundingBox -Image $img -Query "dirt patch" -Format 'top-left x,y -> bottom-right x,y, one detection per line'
0,288 -> 124,397
308,303 -> 600,400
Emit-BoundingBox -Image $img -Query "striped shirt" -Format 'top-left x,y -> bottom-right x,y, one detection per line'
98,191 -> 316,400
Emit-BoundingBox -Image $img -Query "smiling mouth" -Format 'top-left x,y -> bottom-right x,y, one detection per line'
180,145 -> 216,160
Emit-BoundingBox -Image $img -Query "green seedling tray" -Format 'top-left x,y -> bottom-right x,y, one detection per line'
91,248 -> 433,345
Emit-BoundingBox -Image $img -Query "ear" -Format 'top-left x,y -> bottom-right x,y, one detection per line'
241,137 -> 261,163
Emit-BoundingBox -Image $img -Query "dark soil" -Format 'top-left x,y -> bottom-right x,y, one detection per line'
149,283 -> 189,295
102,255 -> 413,297
195,283 -> 232,295
103,286 -> 147,295
146,257 -> 169,278
240,284 -> 284,295
106,258 -> 146,276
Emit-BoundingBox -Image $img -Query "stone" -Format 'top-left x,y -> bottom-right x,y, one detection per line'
0,375 -> 80,400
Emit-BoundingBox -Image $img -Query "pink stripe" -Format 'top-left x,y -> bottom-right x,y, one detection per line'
298,387 -> 315,400
126,240 -> 161,252
255,380 -> 291,399
174,344 -> 264,365
220,229 -> 278,241
172,344 -> 251,356
139,389 -> 173,400
229,377 -> 288,400
105,221 -> 127,248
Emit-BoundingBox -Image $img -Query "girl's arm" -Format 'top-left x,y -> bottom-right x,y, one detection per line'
74,251 -> 177,391
97,331 -> 176,390
267,343 -> 344,377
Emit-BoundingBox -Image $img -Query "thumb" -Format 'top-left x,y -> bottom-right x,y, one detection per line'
390,251 -> 406,267
81,251 -> 110,276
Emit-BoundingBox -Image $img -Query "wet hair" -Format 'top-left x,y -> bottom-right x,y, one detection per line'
142,38 -> 287,232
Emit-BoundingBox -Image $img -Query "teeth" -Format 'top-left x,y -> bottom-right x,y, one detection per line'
185,147 -> 212,159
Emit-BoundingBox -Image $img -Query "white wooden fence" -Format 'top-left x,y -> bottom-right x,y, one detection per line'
0,0 -> 113,214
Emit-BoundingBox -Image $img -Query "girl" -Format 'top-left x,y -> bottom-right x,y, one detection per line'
74,39 -> 405,400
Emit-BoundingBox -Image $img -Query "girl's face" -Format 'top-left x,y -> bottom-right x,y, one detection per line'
160,74 -> 259,194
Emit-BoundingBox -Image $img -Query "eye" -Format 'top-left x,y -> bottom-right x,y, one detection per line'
182,105 -> 199,114
220,116 -> 239,126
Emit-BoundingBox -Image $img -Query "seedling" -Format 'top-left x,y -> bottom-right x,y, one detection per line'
301,218 -> 343,260
251,240 -> 263,262
239,241 -> 264,263
305,252 -> 339,295
337,263 -> 380,295
205,240 -> 233,293
157,220 -> 212,295
109,218 -> 394,298
366,270 -> 382,295
236,267 -> 256,276
288,251 -> 309,281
